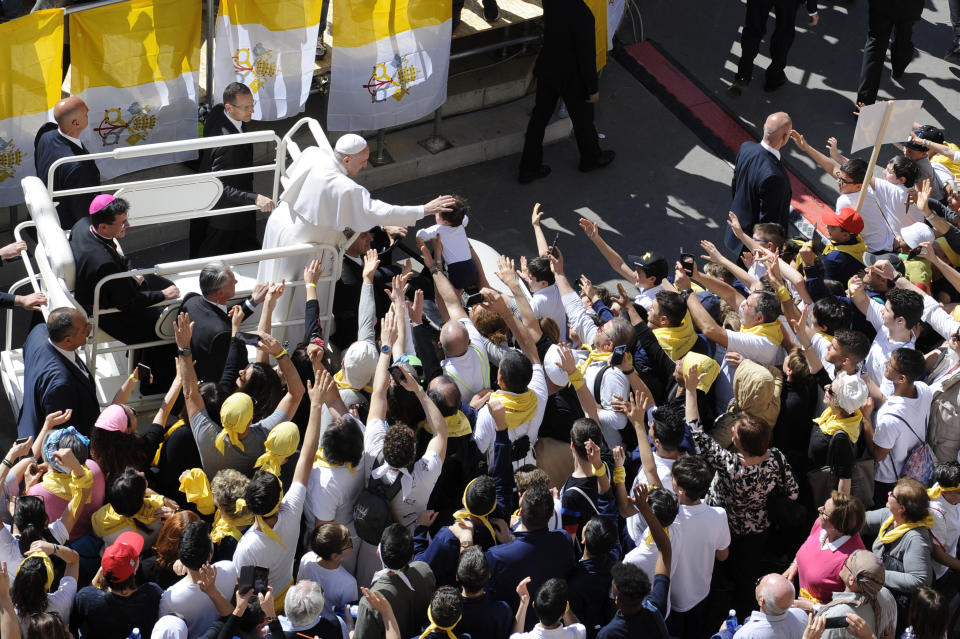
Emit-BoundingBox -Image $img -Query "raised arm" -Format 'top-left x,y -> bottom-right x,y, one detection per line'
633,483 -> 671,577
30,410 -> 72,461
255,280 -> 285,365
367,309 -> 398,423
480,288 -> 540,365
578,217 -> 637,281
293,368 -> 329,487
530,203 -> 550,256
674,265 -> 728,348
495,255 -> 542,342
256,331 -> 305,419
789,305 -> 824,375
400,367 -> 448,461
359,248 -> 380,346
790,130 -> 840,175
418,239 -> 467,321
700,239 -> 758,292
173,313 -> 204,419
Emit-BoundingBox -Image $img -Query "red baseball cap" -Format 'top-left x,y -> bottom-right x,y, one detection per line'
821,207 -> 864,235
101,531 -> 143,581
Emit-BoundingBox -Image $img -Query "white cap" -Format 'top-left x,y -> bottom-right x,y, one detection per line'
900,222 -> 935,249
335,133 -> 368,155
151,616 -> 188,639
543,344 -> 569,387
343,341 -> 378,389
834,371 -> 868,414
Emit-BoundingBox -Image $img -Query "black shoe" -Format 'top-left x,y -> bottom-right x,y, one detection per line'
518,165 -> 551,184
579,150 -> 615,172
728,78 -> 748,97
482,0 -> 499,22
764,71 -> 787,92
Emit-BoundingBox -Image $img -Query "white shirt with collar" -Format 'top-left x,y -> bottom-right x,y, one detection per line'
819,528 -> 851,551
48,339 -> 88,376
58,128 -> 83,148
760,141 -> 781,161
224,111 -> 243,134
732,608 -> 808,639
203,295 -> 257,316
634,283 -> 664,311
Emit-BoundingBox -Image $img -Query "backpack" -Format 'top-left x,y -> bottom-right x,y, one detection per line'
353,456 -> 405,545
889,414 -> 938,486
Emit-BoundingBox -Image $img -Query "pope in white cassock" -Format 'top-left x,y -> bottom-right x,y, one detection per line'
258,130 -> 454,339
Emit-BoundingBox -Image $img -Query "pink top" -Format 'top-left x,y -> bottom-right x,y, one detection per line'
796,518 -> 865,603
27,459 -> 106,543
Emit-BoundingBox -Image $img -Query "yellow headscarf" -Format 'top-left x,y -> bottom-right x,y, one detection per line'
418,606 -> 461,639
236,489 -> 285,548
682,353 -> 720,392
334,369 -> 373,394
418,412 -> 473,438
91,493 -> 165,538
211,508 -> 254,544
928,482 -> 960,500
813,407 -> 863,444
152,419 -> 187,467
217,393 -> 254,454
740,320 -> 783,346
179,468 -> 215,516
313,447 -> 358,475
876,513 -> 935,545
254,421 -> 300,476
41,466 -> 94,517
488,389 -> 538,429
654,313 -> 698,360
18,552 -> 53,591
452,477 -> 498,545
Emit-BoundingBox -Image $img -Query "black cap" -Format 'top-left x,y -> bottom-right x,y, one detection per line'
862,252 -> 905,275
628,252 -> 668,281
903,125 -> 944,151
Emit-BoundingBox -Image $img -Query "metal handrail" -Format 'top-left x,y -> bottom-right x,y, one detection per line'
4,277 -> 35,354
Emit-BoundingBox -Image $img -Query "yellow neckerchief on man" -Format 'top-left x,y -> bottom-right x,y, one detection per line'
452,477 -> 499,545
313,447 -> 358,475
254,421 -> 300,476
418,606 -> 462,639
418,411 -> 473,438
488,388 -> 538,429
928,482 -> 960,500
740,320 -> 783,346
152,418 -> 186,467
91,493 -> 165,538
576,344 -> 612,375
813,407 -> 863,444
236,490 -> 286,548
42,466 -> 94,517
876,513 -> 935,545
180,468 -> 216,516
334,369 -> 373,394
822,235 -> 868,263
653,312 -> 698,360
816,331 -> 833,343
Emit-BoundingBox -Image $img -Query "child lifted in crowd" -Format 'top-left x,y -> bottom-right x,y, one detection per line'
416,195 -> 481,292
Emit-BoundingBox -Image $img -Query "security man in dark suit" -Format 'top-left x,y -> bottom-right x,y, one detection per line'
18,307 -> 99,439
724,112 -> 794,255
517,0 -> 614,184
179,261 -> 268,383
729,0 -> 819,94
34,96 -> 101,229
190,82 -> 276,258
856,0 -> 925,106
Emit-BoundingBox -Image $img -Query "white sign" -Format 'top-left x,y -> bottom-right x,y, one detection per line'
850,100 -> 923,153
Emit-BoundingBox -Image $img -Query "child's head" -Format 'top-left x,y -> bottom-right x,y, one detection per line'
647,487 -> 680,529
672,455 -> 712,501
702,262 -> 734,284
439,195 -> 469,227
534,578 -> 569,626
310,522 -> 353,561
456,545 -> 490,594
514,465 -> 551,495
581,516 -> 618,557
752,223 -> 785,250
428,586 -> 462,631
811,296 -> 852,334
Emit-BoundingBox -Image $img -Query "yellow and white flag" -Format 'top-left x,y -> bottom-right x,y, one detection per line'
70,0 -> 200,181
214,0 -> 321,121
0,10 -> 63,207
328,0 -> 452,132
585,0 -> 607,70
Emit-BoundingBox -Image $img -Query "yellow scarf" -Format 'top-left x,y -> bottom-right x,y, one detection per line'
18,552 -> 53,591
576,346 -> 612,376
876,513 -> 935,545
643,527 -> 671,547
682,353 -> 719,392
654,313 -> 698,360
452,477 -> 498,545
816,332 -> 833,343
152,419 -> 186,467
799,587 -> 821,604
418,607 -> 461,639
210,508 -> 253,544
928,483 -> 960,500
217,393 -> 253,455
932,142 -> 960,178
179,468 -> 215,516
313,448 -> 358,475
254,421 -> 300,476
823,236 -> 868,263
488,389 -> 538,429
334,369 -> 373,394
41,467 -> 94,517
418,411 -> 473,438
936,237 -> 960,267
813,407 -> 863,444
237,490 -> 285,548
740,320 -> 783,346
91,493 -> 165,538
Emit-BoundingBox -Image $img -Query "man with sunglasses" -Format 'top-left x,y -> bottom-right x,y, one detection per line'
190,82 -> 277,258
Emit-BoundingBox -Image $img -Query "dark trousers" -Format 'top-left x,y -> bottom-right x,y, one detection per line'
856,0 -> 923,105
519,80 -> 601,174
736,0 -> 801,82
667,597 -> 709,639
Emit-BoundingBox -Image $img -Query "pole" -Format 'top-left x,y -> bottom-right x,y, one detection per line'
854,101 -> 894,215
205,0 -> 215,109
418,108 -> 452,154
368,129 -> 394,166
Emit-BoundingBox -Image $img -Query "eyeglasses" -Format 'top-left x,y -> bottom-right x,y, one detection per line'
889,490 -> 901,504
229,101 -> 256,112
834,173 -> 856,185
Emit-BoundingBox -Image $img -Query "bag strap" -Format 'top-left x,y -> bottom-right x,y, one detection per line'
884,413 -> 924,478
562,485 -> 601,516
593,364 -> 612,404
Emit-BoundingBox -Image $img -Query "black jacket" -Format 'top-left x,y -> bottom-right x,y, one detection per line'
34,123 -> 101,229
534,0 -> 599,96
178,292 -> 255,383
200,104 -> 256,215
724,141 -> 792,253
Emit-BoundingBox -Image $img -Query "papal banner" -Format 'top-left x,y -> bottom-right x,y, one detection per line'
70,0 -> 200,181
586,0 -> 607,71
214,0 -> 321,121
0,10 -> 63,207
327,0 -> 452,132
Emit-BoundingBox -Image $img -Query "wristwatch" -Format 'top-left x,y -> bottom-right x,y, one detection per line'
459,540 -> 473,550
680,289 -> 693,303
380,345 -> 392,355
177,347 -> 192,358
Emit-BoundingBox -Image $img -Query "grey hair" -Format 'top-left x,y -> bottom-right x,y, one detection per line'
283,580 -> 325,627
199,261 -> 232,297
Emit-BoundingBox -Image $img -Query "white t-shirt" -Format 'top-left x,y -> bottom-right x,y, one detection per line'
304,434 -> 371,529
871,177 -> 925,234
17,574 -> 76,636
365,418 -> 444,528
635,284 -> 664,311
623,520 -> 681,617
715,328 -> 784,411
297,554 -> 359,618
416,216 -> 471,264
929,490 -> 960,579
233,482 -> 307,594
474,364 -> 549,468
669,502 -> 730,613
441,318 -> 492,398
529,283 -> 568,341
872,382 -> 933,483
0,522 -> 68,587
836,189 -> 895,253
158,561 -> 237,638
864,298 -> 917,397
627,455 -> 676,542
511,622 -> 587,639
